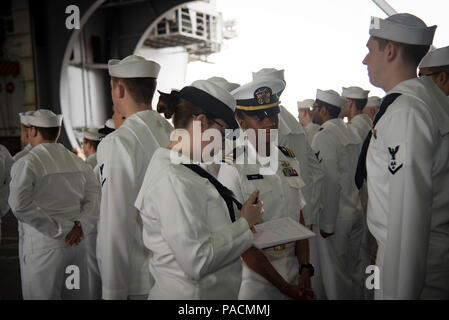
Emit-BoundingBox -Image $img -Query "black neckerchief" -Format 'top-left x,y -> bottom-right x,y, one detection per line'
355,93 -> 402,189
182,164 -> 241,222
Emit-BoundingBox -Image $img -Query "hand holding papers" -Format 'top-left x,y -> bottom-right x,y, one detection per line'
253,217 -> 315,249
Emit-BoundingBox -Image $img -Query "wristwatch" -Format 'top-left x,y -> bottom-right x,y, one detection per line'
299,263 -> 315,277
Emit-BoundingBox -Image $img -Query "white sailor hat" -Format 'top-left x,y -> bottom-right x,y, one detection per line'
19,110 -> 35,126
366,96 -> 382,107
232,78 -> 286,114
27,109 -> 63,128
83,127 -> 103,141
108,55 -> 161,79
369,13 -> 436,46
297,99 -> 315,110
98,118 -> 115,135
316,89 -> 347,108
166,80 -> 238,129
419,46 -> 449,68
252,68 -> 285,82
342,86 -> 370,100
207,76 -> 241,92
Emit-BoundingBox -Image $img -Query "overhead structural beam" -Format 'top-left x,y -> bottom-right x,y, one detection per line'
371,0 -> 397,16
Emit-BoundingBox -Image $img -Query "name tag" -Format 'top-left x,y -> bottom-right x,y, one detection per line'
247,174 -> 264,180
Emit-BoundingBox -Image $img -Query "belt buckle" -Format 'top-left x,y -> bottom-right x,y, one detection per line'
273,244 -> 286,251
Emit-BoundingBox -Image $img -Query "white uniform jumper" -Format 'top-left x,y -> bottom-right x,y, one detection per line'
367,76 -> 449,299
8,143 -> 100,299
135,147 -> 254,299
96,110 -> 172,299
311,118 -> 364,300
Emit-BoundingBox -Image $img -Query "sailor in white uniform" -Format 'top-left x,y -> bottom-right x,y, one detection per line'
360,13 -> 449,299
82,127 -> 103,170
298,99 -> 320,146
311,89 -> 364,300
362,96 -> 381,121
80,127 -> 103,299
8,109 -> 100,299
135,80 -> 263,299
340,86 -> 376,299
0,144 -> 13,244
13,111 -> 34,162
96,55 -> 173,300
419,45 -> 449,96
341,86 -> 372,142
218,78 -> 314,300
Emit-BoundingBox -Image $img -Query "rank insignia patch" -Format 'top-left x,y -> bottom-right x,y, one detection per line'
315,151 -> 322,163
388,145 -> 403,175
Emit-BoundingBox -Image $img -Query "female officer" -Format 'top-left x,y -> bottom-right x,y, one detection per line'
135,80 -> 263,299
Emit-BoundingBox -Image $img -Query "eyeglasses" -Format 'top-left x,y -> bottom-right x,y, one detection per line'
192,114 -> 233,140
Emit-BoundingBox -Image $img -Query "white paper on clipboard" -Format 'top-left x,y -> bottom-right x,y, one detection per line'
253,217 -> 315,250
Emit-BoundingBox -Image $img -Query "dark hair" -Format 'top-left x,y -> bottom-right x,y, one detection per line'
350,98 -> 368,111
235,109 -> 245,120
373,36 -> 430,67
35,126 -> 60,141
111,77 -> 157,106
425,65 -> 449,77
157,93 -> 212,129
83,138 -> 100,151
315,99 -> 340,119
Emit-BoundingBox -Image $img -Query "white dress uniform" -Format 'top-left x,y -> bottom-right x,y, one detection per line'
222,76 -> 308,299
367,76 -> 449,299
9,141 -> 100,299
0,144 -> 14,243
135,148 -> 254,299
135,79 -> 253,299
218,143 -> 306,300
311,90 -> 364,300
96,110 -> 172,299
305,123 -> 320,146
